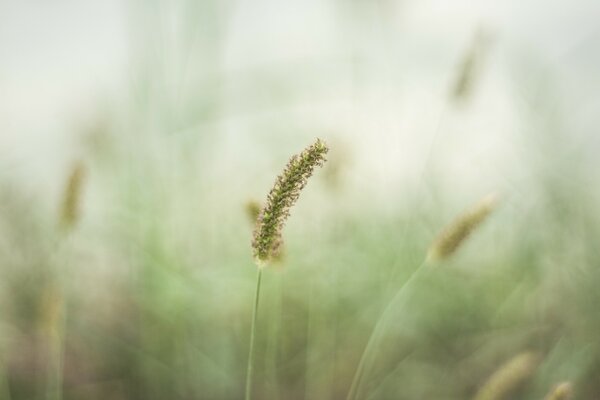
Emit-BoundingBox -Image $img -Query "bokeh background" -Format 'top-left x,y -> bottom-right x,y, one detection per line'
1,0 -> 600,399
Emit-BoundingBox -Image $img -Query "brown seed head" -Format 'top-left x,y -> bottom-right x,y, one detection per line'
59,160 -> 86,232
451,28 -> 492,102
473,351 -> 541,400
427,193 -> 498,263
544,382 -> 573,400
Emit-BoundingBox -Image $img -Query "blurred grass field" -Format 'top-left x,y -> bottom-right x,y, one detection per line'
1,1 -> 600,399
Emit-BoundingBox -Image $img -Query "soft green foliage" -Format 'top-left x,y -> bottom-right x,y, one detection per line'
1,2 -> 600,400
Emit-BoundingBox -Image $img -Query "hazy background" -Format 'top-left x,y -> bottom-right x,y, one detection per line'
2,0 -> 600,191
1,1 -> 600,399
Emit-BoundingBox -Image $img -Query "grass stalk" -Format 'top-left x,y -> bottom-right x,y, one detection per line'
346,261 -> 428,400
245,268 -> 263,400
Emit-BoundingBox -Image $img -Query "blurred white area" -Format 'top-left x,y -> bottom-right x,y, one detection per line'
0,0 -> 127,189
1,0 -> 599,203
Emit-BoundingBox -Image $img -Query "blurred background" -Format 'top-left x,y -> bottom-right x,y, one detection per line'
1,0 -> 600,399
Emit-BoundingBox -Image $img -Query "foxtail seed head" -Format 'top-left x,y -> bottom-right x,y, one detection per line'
252,139 -> 328,266
544,382 -> 573,400
427,193 -> 498,263
59,160 -> 86,232
473,351 -> 540,400
451,28 -> 492,102
246,199 -> 286,265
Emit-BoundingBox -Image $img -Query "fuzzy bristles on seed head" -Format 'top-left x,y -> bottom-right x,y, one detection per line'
427,193 -> 498,263
544,382 -> 573,400
473,351 -> 541,400
252,139 -> 328,266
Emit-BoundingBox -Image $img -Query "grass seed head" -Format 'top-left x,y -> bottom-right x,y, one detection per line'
451,28 -> 492,102
544,382 -> 573,400
473,351 -> 541,400
252,139 -> 329,266
59,160 -> 86,232
427,193 -> 498,263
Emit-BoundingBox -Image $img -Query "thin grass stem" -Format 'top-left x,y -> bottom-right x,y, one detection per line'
245,268 -> 263,400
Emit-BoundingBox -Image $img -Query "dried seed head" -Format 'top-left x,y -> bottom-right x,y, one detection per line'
427,193 -> 498,263
451,28 -> 492,102
59,160 -> 86,232
252,139 -> 329,266
544,382 -> 573,400
474,351 -> 541,400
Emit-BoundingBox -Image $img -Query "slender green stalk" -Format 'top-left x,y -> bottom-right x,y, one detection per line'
346,262 -> 428,400
245,268 -> 263,400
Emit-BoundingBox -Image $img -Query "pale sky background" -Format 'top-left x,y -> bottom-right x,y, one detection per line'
1,0 -> 599,204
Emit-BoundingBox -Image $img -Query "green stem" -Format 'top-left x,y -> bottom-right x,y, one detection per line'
346,261 -> 428,400
245,268 -> 263,400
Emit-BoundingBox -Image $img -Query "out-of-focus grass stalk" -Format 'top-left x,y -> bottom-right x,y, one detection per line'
43,287 -> 65,400
348,194 -> 497,399
346,261 -> 429,400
